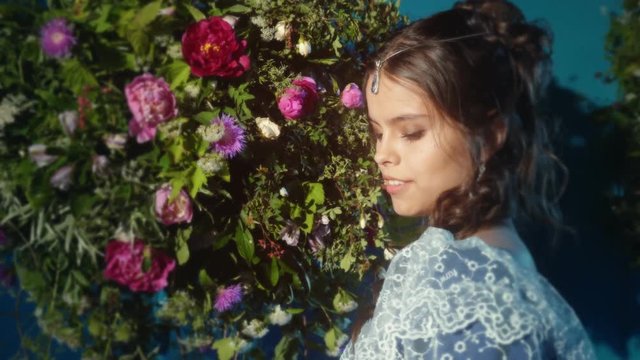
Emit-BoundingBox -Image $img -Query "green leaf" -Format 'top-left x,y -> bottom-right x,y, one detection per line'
131,0 -> 162,29
167,137 -> 185,163
194,111 -> 219,125
184,3 -> 206,21
234,222 -> 254,263
224,4 -> 252,14
308,58 -> 339,65
71,270 -> 90,287
127,29 -> 150,56
61,59 -> 98,94
304,182 -> 325,209
324,327 -> 337,350
175,227 -> 192,265
332,37 -> 343,57
213,338 -> 235,360
274,335 -> 298,360
286,308 -> 304,314
163,60 -> 191,90
70,194 -> 96,217
190,166 -> 207,198
169,177 -> 185,202
269,258 -> 280,287
340,247 -> 355,271
199,269 -> 214,288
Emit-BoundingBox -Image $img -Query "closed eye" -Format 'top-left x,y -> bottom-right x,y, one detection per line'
402,130 -> 425,142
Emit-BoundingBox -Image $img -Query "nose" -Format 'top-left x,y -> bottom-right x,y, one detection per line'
374,136 -> 399,167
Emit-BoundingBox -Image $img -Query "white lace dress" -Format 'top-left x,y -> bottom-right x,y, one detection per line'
340,226 -> 596,359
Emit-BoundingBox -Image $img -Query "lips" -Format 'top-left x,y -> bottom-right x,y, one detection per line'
381,177 -> 411,195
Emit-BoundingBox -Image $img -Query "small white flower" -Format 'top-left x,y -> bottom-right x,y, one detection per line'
255,117 -> 281,139
184,83 -> 200,98
241,319 -> 268,339
250,16 -> 267,28
377,214 -> 384,228
167,43 -> 182,59
359,214 -> 366,229
296,37 -> 312,57
383,247 -> 396,261
196,123 -> 225,143
268,305 -> 292,326
28,144 -> 58,167
91,154 -> 109,176
104,133 -> 127,150
279,187 -> 288,197
197,152 -> 224,175
335,299 -> 357,313
223,15 -> 239,28
274,21 -> 290,41
50,164 -> 74,191
159,6 -> 175,16
321,215 -> 329,225
113,224 -> 135,243
280,221 -> 300,246
58,110 -> 78,136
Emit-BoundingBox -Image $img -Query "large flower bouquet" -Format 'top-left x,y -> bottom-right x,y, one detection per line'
0,0 -> 407,358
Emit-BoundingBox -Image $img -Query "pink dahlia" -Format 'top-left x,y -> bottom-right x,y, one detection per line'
103,239 -> 176,293
210,114 -> 246,159
40,18 -> 76,58
214,284 -> 243,312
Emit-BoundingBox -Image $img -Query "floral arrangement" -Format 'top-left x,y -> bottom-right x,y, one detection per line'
597,1 -> 640,267
0,0 -> 407,358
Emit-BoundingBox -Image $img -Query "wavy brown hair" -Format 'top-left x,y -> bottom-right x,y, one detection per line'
350,0 -> 573,345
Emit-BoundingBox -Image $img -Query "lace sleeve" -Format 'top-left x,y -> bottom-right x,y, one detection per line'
340,226 -> 596,360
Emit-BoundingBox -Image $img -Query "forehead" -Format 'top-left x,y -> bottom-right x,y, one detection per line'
365,73 -> 437,125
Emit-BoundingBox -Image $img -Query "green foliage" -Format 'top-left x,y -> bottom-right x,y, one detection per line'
599,1 -> 640,266
0,0 -> 407,358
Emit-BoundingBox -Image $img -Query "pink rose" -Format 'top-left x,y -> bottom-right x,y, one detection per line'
103,239 -> 176,292
277,76 -> 319,120
154,183 -> 194,225
341,83 -> 363,109
125,73 -> 177,143
181,16 -> 250,78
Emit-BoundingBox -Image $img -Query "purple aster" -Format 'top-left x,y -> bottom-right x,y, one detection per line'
40,18 -> 76,58
210,114 -> 246,159
214,284 -> 243,312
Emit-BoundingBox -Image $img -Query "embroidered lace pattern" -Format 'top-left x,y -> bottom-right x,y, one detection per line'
340,226 -> 596,359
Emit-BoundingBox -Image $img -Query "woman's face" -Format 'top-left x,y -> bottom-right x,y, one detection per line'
366,73 -> 473,217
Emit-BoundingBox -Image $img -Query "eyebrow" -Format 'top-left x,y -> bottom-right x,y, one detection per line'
369,114 -> 428,126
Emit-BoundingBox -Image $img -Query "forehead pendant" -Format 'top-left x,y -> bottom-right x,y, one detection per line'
371,59 -> 382,95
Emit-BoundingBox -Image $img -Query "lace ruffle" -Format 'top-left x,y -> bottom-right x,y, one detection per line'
340,226 -> 596,359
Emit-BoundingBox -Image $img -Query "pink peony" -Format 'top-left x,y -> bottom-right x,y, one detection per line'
125,73 -> 177,143
341,83 -> 364,109
277,77 -> 319,120
40,18 -> 76,58
103,239 -> 176,292
154,184 -> 194,225
181,16 -> 250,78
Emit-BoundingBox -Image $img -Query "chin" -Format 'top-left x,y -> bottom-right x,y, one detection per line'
391,203 -> 427,218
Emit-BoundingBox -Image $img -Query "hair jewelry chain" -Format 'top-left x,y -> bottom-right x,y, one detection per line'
371,31 -> 490,94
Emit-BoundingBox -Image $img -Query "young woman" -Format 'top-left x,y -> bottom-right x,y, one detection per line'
340,0 -> 596,359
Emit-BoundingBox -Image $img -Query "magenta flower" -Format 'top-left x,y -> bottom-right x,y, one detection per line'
341,83 -> 364,109
125,73 -> 177,143
214,284 -> 243,312
210,114 -> 246,158
154,184 -> 194,225
277,76 -> 319,120
40,18 -> 76,58
103,239 -> 176,293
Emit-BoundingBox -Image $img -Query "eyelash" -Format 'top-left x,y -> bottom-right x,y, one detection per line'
372,131 -> 424,142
